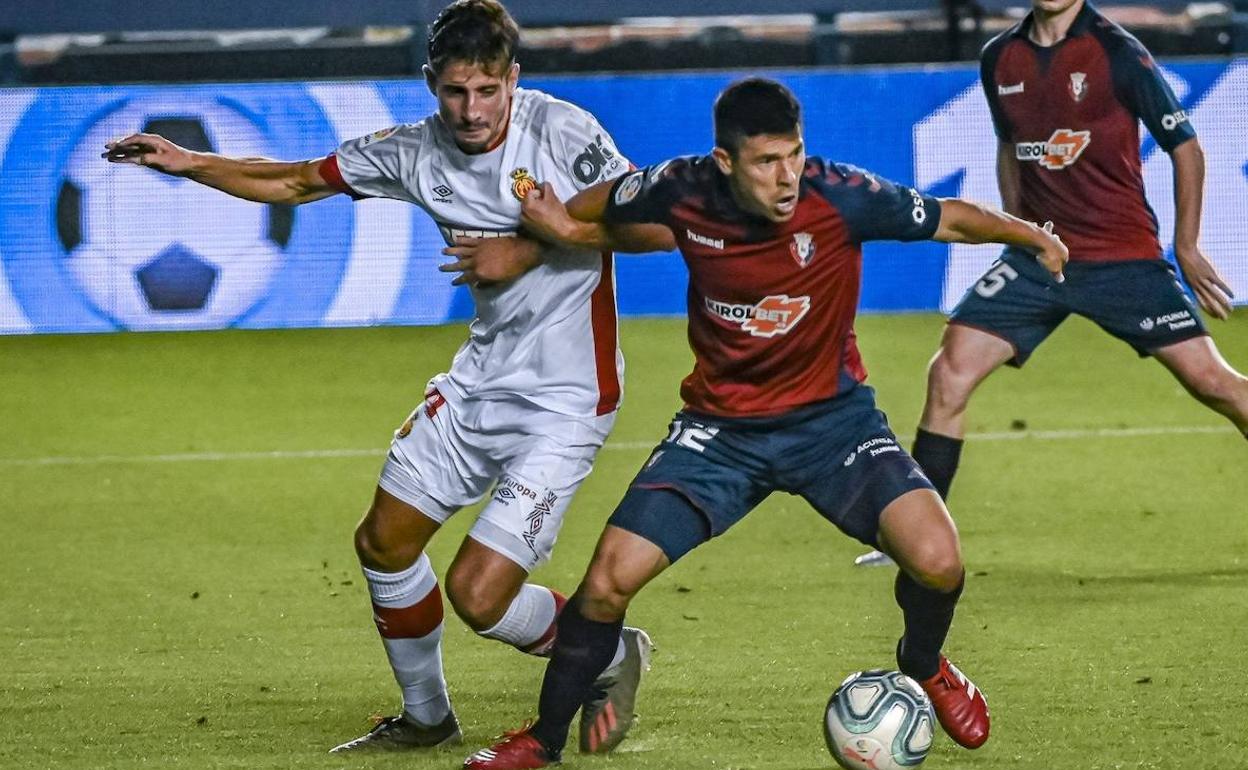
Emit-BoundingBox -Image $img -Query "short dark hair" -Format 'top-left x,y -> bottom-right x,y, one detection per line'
427,0 -> 520,76
713,78 -> 802,154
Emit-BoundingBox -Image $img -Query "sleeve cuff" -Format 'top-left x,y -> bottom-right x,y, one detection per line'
317,155 -> 368,200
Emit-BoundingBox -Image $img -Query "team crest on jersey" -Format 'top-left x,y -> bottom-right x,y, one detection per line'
790,232 -> 816,267
1068,72 -> 1089,102
704,294 -> 811,338
363,126 -> 399,146
510,167 -> 539,200
1015,128 -> 1091,170
397,415 -> 415,439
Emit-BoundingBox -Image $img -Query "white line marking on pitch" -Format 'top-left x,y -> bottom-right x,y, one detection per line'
0,425 -> 1234,468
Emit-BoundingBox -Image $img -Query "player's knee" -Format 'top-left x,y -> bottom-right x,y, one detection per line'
907,546 -> 964,593
577,568 -> 635,622
927,353 -> 976,414
353,516 -> 416,573
444,571 -> 509,632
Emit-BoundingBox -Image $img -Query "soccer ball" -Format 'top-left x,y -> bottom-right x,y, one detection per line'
824,669 -> 935,770
55,95 -> 293,330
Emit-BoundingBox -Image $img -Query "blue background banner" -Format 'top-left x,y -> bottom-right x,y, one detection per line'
1,60 -> 1245,334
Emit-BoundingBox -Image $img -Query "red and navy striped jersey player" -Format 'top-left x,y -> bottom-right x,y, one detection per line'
463,78 -> 1068,770
889,0 -> 1248,560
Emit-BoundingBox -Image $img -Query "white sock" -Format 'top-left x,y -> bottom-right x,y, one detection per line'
363,554 -> 451,725
479,583 -> 559,653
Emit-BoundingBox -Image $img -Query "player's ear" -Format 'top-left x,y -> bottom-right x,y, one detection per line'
506,62 -> 520,91
712,146 -> 734,176
423,64 -> 438,96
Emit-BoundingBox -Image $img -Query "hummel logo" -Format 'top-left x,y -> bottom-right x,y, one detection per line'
686,229 -> 725,250
998,82 -> 1025,95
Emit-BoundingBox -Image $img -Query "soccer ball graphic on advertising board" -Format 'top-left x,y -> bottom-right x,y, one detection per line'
55,96 -> 293,330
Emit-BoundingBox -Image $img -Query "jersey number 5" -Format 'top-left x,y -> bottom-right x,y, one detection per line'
974,261 -> 1020,298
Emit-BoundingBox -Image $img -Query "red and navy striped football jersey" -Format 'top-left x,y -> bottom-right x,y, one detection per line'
605,156 -> 940,418
981,2 -> 1196,262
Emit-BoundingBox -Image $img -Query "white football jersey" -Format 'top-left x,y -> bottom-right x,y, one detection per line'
331,88 -> 630,417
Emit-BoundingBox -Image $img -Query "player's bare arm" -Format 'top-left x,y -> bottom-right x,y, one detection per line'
934,198 -> 1068,282
439,236 -> 544,287
1170,137 -> 1233,320
995,140 -> 1023,217
523,181 -> 675,253
103,132 -> 337,205
440,182 -> 672,286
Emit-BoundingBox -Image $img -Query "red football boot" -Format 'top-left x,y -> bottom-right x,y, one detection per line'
463,725 -> 557,769
917,656 -> 990,749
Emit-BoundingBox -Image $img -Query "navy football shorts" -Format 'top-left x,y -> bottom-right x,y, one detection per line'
949,248 -> 1208,367
606,386 -> 936,563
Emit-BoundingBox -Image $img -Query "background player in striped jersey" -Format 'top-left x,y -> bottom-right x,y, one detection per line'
104,0 -> 672,754
856,0 -> 1248,568
461,77 -> 1068,769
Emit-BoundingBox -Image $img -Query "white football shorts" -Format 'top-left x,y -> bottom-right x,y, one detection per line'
378,378 -> 616,571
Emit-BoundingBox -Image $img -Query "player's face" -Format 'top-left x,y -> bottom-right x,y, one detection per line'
1032,0 -> 1082,15
715,131 -> 805,223
426,59 -> 519,154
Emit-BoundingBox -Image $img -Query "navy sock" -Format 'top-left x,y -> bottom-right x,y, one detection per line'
911,428 -> 963,500
894,570 -> 964,681
531,596 -> 622,756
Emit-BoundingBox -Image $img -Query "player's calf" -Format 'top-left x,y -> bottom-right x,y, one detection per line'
444,547 -> 571,655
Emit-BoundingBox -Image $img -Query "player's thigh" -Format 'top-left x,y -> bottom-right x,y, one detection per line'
355,485 -> 445,570
798,417 -> 937,549
877,489 -> 962,590
1152,334 -> 1243,397
1071,259 -> 1208,357
466,407 -> 616,572
930,322 -> 1016,392
444,536 -> 531,625
947,249 -> 1069,367
379,385 -> 500,528
607,414 -> 770,565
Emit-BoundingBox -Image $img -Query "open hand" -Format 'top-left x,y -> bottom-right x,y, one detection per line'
1176,245 -> 1234,320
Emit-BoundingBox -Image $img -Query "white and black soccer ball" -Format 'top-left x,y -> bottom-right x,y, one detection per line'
824,669 -> 935,770
55,95 -> 293,330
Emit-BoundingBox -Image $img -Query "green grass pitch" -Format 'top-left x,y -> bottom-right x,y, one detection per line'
1,313 -> 1245,770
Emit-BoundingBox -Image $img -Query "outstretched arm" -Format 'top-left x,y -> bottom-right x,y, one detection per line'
522,182 -> 675,253
1170,138 -> 1233,320
934,198 -> 1068,282
104,133 -> 337,205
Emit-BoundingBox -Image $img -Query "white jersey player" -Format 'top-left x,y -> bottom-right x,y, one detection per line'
104,0 -> 672,756
325,85 -> 627,420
